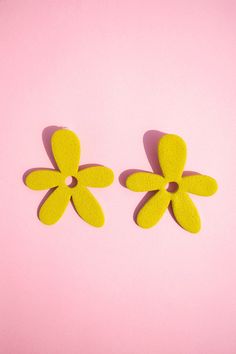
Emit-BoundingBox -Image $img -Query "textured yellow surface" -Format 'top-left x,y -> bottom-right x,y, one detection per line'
26,129 -> 114,226
126,134 -> 218,233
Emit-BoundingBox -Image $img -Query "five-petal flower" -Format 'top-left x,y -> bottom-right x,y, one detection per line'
25,129 -> 114,226
126,134 -> 217,233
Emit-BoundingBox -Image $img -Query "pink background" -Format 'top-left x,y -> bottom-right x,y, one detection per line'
0,1 -> 236,353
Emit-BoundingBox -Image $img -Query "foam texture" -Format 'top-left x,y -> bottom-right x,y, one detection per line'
26,129 -> 114,226
126,134 -> 218,233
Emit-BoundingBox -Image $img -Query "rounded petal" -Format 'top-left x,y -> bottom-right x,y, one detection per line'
171,192 -> 201,233
181,175 -> 218,196
137,190 -> 170,228
25,169 -> 62,190
158,134 -> 187,180
72,186 -> 105,227
126,172 -> 165,192
51,129 -> 80,175
77,166 -> 114,187
39,186 -> 71,225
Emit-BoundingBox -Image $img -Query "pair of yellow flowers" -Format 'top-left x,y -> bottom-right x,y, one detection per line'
25,129 -> 217,233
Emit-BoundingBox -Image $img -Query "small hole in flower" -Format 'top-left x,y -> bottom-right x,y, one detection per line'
166,181 -> 179,193
65,176 -> 78,188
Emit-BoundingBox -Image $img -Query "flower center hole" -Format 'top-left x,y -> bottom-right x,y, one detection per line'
166,181 -> 179,193
65,176 -> 78,188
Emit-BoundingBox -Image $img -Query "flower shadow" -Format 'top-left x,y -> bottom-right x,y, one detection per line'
23,126 -> 104,220
42,125 -> 65,168
119,129 -> 200,226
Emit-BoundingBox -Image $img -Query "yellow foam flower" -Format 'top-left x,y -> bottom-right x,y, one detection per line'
126,134 -> 217,233
25,129 -> 114,226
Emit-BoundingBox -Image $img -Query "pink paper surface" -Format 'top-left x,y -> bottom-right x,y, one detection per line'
0,1 -> 236,353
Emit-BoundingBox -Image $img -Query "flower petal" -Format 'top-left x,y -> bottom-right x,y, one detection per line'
39,186 -> 71,225
72,186 -> 105,227
25,170 -> 63,190
77,166 -> 114,187
158,134 -> 187,180
51,129 -> 80,175
181,175 -> 218,196
137,190 -> 170,228
126,172 -> 165,192
171,192 -> 201,233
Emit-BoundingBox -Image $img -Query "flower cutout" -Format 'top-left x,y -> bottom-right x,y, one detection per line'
25,129 -> 114,226
126,134 -> 217,233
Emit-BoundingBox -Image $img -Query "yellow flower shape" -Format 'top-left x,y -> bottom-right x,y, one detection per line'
25,129 -> 114,226
126,134 -> 217,233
